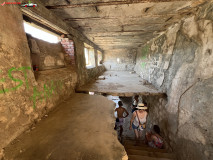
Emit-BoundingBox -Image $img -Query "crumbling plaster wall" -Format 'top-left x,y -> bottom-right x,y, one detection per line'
27,36 -> 66,70
20,0 -> 105,86
0,1 -> 104,157
74,38 -> 105,86
104,49 -> 137,71
0,5 -> 78,156
134,2 -> 213,160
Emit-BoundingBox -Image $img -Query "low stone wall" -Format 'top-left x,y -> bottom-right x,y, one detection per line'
86,65 -> 106,82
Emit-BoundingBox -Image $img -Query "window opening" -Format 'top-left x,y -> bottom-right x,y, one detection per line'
84,43 -> 95,67
23,22 -> 60,43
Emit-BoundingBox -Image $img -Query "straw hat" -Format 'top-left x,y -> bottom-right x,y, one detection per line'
136,103 -> 148,110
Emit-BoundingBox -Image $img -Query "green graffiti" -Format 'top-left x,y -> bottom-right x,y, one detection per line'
43,81 -> 56,100
31,86 -> 42,109
0,78 -> 5,82
18,67 -> 31,89
32,80 -> 64,109
0,67 -> 31,94
0,87 -> 9,94
8,67 -> 24,91
140,45 -> 150,69
141,62 -> 146,68
0,66 -> 66,109
141,45 -> 150,60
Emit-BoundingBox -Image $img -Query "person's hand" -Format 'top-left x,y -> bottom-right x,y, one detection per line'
129,125 -> 132,130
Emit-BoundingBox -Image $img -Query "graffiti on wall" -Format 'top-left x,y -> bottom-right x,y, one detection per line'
141,45 -> 150,68
0,67 -> 31,94
31,80 -> 63,109
0,67 -> 64,109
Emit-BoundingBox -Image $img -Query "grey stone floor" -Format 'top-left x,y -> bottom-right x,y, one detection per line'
77,71 -> 163,96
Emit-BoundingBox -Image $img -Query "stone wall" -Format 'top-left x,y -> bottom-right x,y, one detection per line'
27,35 -> 66,71
0,5 -> 78,156
104,49 -> 137,71
0,2 -> 104,157
134,2 -> 213,160
74,38 -> 105,86
87,65 -> 105,82
20,0 -> 104,87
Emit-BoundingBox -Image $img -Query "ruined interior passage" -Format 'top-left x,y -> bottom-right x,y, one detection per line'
0,0 -> 213,160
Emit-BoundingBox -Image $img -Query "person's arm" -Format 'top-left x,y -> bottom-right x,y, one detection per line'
124,108 -> 129,118
129,112 -> 136,130
114,108 -> 117,112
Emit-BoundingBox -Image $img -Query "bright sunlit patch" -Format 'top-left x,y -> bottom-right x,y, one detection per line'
89,92 -> 95,95
23,22 -> 59,43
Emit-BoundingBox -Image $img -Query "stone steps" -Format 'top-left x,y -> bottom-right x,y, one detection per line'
123,138 -> 174,160
128,155 -> 173,160
126,149 -> 174,159
124,145 -> 168,153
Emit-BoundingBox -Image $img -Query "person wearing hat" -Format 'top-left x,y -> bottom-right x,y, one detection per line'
129,103 -> 148,141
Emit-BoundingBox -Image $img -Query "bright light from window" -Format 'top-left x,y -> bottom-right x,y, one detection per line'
84,48 -> 89,65
117,58 -> 120,63
23,22 -> 59,43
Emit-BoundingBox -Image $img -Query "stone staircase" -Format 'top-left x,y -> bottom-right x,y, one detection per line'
123,138 -> 174,160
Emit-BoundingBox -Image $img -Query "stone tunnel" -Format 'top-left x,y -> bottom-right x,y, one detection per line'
0,0 -> 212,160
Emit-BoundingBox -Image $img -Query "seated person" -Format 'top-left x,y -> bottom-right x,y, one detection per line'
145,125 -> 164,149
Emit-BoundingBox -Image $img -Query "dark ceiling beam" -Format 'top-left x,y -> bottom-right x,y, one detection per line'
63,14 -> 177,21
64,17 -> 117,21
46,0 -> 190,9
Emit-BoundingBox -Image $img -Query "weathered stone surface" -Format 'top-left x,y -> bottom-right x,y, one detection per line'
104,49 -> 137,71
0,2 -> 104,156
77,71 -> 164,96
28,36 -> 66,70
134,2 -> 213,160
43,0 -> 198,50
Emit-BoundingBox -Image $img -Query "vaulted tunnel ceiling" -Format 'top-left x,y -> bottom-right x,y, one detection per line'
44,0 -> 204,50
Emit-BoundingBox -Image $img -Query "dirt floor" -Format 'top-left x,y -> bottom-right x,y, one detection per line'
3,94 -> 127,160
77,71 -> 163,96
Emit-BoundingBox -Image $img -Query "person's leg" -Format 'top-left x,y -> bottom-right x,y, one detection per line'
134,129 -> 141,145
138,130 -> 143,140
114,121 -> 117,130
134,129 -> 139,139
145,132 -> 150,144
120,126 -> 123,137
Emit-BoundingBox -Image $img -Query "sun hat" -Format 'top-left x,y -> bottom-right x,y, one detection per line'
136,103 -> 148,110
